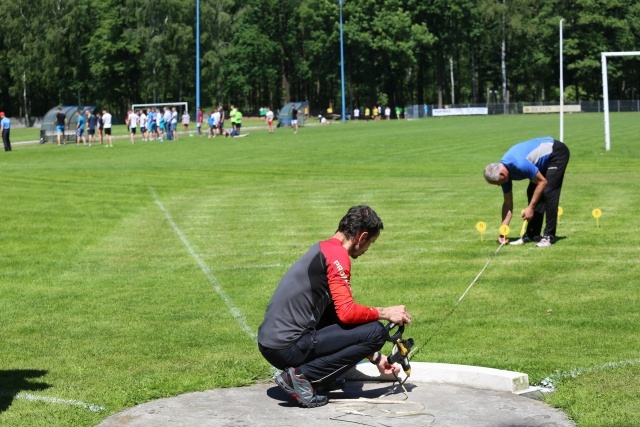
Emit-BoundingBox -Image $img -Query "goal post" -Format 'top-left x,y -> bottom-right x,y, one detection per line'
601,51 -> 640,151
131,102 -> 189,115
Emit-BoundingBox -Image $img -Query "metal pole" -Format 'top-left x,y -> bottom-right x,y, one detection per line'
339,0 -> 346,123
602,53 -> 610,151
196,0 -> 201,110
559,19 -> 564,142
23,71 -> 30,127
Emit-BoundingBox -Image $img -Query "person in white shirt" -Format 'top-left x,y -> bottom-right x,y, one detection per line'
182,110 -> 190,133
353,108 -> 360,121
139,110 -> 148,141
266,108 -> 275,133
102,109 -> 113,147
212,109 -> 221,136
127,109 -> 139,144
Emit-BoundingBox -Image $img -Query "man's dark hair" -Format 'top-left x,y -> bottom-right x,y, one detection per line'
337,205 -> 383,240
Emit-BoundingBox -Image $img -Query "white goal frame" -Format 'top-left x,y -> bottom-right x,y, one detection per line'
131,102 -> 189,114
601,51 -> 640,151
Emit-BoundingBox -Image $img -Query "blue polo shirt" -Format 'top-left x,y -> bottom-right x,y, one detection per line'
500,136 -> 555,193
1,117 -> 10,130
77,115 -> 85,130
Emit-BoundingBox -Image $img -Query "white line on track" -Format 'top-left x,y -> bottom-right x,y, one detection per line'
150,186 -> 257,342
0,391 -> 105,412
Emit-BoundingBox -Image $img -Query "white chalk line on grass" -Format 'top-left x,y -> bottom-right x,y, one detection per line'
150,186 -> 257,342
537,358 -> 640,391
0,391 -> 105,412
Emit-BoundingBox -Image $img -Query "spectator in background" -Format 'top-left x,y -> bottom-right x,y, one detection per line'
171,107 -> 179,140
291,105 -> 299,134
158,109 -> 166,142
208,110 -> 216,138
212,108 -> 221,137
1,112 -> 11,152
229,105 -> 238,131
364,107 -> 370,122
353,107 -> 360,121
163,107 -> 172,141
395,106 -> 402,120
197,107 -> 203,137
86,109 -> 97,146
147,109 -> 156,141
102,108 -> 113,147
140,109 -> 148,142
182,109 -> 190,133
233,107 -> 243,135
55,107 -> 67,146
127,109 -> 139,144
96,112 -> 104,145
75,110 -> 87,146
266,107 -> 275,133
218,105 -> 225,134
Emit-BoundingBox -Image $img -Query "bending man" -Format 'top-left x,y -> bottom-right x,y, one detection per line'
258,205 -> 412,408
484,136 -> 570,247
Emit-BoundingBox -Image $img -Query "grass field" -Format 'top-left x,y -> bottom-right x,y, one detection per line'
1,113 -> 638,426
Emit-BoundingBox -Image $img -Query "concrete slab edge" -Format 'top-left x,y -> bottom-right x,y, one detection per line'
343,362 -> 530,393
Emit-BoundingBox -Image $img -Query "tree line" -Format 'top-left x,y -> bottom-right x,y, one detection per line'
0,0 -> 639,121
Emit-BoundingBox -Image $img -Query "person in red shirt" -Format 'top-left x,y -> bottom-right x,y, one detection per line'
258,205 -> 412,408
196,107 -> 203,137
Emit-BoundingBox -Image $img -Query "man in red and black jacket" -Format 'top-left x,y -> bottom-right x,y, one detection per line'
258,205 -> 412,408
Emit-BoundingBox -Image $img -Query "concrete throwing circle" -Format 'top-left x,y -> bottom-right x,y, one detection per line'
97,380 -> 574,427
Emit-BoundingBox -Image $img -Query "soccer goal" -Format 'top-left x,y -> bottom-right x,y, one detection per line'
131,102 -> 189,115
601,51 -> 640,151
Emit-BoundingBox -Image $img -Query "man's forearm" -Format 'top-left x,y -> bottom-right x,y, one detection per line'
528,181 -> 547,210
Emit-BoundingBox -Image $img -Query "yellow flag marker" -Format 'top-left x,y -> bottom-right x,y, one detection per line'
520,210 -> 528,238
499,224 -> 510,242
475,221 -> 487,241
592,208 -> 602,227
558,206 -> 563,224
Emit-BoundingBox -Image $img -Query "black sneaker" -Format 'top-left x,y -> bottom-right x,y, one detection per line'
275,368 -> 328,408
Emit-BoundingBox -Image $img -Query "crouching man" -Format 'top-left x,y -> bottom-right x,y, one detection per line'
258,205 -> 412,407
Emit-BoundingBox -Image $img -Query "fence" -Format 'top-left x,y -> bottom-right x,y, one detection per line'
405,100 -> 640,118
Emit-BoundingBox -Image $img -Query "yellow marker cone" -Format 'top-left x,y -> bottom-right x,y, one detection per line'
499,225 -> 510,243
558,206 -> 563,224
475,221 -> 487,241
592,208 -> 602,227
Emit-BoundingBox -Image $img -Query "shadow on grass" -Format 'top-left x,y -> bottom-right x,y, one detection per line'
0,370 -> 50,413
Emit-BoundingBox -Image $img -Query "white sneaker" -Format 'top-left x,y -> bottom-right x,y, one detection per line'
510,236 -> 532,245
536,236 -> 552,247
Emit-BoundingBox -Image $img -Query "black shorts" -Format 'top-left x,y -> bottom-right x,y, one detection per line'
105,128 -> 112,135
130,128 -> 137,135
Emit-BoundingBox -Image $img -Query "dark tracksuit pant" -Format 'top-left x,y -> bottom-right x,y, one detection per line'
526,140 -> 570,241
259,321 -> 387,384
2,129 -> 11,151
